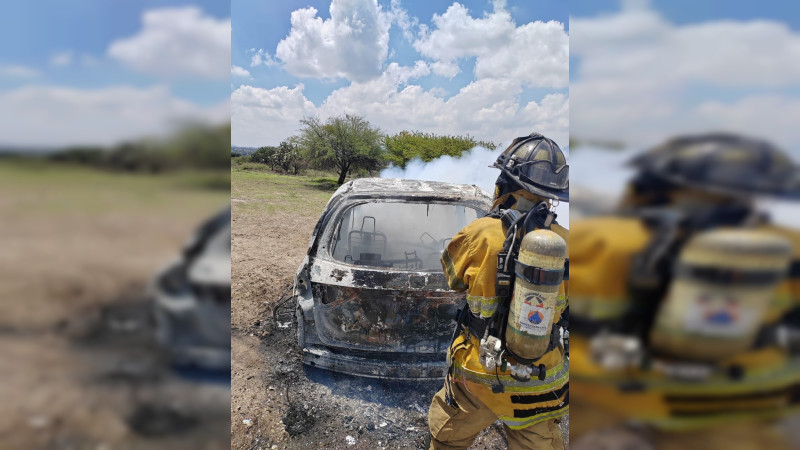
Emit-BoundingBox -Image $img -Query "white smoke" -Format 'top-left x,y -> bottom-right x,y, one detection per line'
380,146 -> 570,227
380,146 -> 499,195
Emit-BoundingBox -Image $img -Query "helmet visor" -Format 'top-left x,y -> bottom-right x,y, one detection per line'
516,160 -> 569,191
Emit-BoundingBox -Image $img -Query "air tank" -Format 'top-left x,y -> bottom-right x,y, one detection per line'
506,228 -> 567,360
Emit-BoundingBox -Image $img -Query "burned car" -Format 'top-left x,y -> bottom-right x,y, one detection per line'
151,206 -> 231,370
293,178 -> 492,379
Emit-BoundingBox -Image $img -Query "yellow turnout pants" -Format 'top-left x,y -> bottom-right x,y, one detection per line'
428,379 -> 565,450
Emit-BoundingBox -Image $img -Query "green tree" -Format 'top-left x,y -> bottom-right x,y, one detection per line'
273,140 -> 302,173
384,131 -> 497,168
298,114 -> 384,184
250,146 -> 277,168
284,137 -> 308,174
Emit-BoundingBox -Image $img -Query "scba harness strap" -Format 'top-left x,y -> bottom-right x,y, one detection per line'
514,261 -> 565,286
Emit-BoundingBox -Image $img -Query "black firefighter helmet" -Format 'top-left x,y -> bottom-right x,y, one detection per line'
492,133 -> 569,203
629,133 -> 800,200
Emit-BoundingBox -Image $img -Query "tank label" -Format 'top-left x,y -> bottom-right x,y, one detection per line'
683,293 -> 757,337
518,293 -> 552,336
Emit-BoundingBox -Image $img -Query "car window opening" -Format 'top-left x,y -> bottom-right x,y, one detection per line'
330,202 -> 480,271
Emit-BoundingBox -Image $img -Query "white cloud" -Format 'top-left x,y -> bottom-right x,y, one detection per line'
388,0 -> 418,41
231,65 -> 252,78
413,2 -> 568,88
0,65 -> 41,78
0,85 -> 228,148
248,48 -> 277,67
571,3 -> 800,151
274,0 -> 392,82
231,84 -> 316,146
108,6 -> 231,80
428,87 -> 448,98
231,62 -> 568,147
430,60 -> 460,78
473,20 -> 568,88
49,51 -> 74,67
414,3 -> 513,61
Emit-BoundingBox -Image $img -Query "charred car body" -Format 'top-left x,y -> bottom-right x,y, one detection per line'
294,178 -> 492,379
151,206 -> 231,370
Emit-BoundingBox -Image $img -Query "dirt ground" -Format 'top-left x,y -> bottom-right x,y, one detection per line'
0,162 -> 230,449
231,169 -> 535,449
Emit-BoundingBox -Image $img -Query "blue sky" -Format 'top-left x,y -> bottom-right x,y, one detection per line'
231,0 -> 570,147
0,1 -> 230,148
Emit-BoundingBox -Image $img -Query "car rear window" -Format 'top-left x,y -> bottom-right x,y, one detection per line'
330,202 -> 480,271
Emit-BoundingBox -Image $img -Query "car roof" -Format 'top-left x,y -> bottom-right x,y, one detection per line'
331,177 -> 492,202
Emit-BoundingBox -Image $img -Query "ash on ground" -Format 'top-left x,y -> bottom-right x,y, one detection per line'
233,313 -> 536,449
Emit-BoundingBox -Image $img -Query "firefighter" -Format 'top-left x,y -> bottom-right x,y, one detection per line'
569,133 -> 800,449
428,133 -> 570,450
